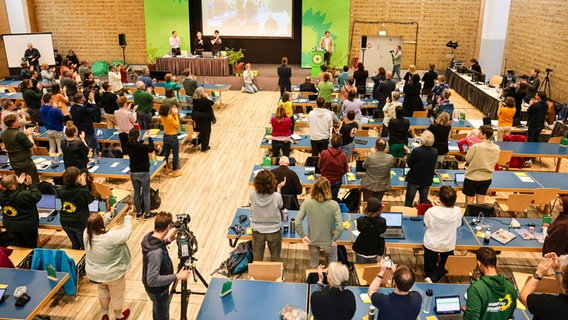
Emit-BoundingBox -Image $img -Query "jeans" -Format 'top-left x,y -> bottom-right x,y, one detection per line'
62,225 -> 85,249
527,125 -> 544,143
184,96 -> 193,111
147,289 -> 170,320
392,64 -> 401,80
272,140 -> 290,158
308,244 -> 337,268
162,134 -> 180,171
252,230 -> 282,262
355,254 -> 378,264
137,112 -> 153,130
424,247 -> 453,282
85,134 -> 100,156
131,172 -> 150,215
405,183 -> 430,207
46,130 -> 65,154
340,142 -> 355,160
244,83 -> 258,94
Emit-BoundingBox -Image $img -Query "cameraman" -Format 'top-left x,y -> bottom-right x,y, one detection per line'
142,212 -> 190,320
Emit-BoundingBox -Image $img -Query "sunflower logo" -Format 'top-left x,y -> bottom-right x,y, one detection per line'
498,293 -> 513,311
62,202 -> 77,214
3,205 -> 17,217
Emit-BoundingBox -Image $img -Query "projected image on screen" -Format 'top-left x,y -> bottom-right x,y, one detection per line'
201,0 -> 292,38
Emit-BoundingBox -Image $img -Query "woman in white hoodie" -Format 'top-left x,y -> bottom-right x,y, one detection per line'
423,186 -> 462,283
84,206 -> 134,320
250,170 -> 285,261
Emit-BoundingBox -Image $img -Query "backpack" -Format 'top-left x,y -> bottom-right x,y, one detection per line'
140,188 -> 161,210
211,240 -> 253,277
101,148 -> 123,158
340,189 -> 360,213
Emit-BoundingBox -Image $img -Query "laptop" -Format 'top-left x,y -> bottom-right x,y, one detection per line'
88,200 -> 100,213
381,212 -> 405,239
455,172 -> 465,186
435,295 -> 463,320
0,155 -> 8,168
355,160 -> 366,178
37,194 -> 56,216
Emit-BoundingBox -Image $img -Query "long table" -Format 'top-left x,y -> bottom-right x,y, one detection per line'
446,68 -> 501,119
0,155 -> 66,177
156,56 -> 230,76
0,268 -> 69,320
87,157 -> 165,180
196,278 -> 308,320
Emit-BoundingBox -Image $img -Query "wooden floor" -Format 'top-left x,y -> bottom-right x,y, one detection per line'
37,89 -> 557,319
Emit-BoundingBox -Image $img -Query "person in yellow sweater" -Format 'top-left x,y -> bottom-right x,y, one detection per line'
496,97 -> 516,141
278,91 -> 294,133
158,104 -> 183,177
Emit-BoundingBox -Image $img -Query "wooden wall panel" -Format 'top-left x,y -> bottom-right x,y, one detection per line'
503,0 -> 568,103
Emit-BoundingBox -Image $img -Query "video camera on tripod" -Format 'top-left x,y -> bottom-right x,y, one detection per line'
173,214 -> 198,261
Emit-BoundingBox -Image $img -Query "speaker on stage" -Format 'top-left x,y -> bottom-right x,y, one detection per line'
118,34 -> 127,46
361,35 -> 367,49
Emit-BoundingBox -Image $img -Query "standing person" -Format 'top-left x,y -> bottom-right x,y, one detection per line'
59,167 -> 94,250
340,77 -> 357,103
84,208 -> 134,320
376,72 -> 396,109
308,97 -> 334,156
0,173 -> 41,248
519,252 -> 568,318
403,65 -> 416,84
60,69 -> 78,102
192,87 -> 215,152
390,45 -> 402,80
428,112 -> 452,163
158,103 -> 183,177
361,138 -> 394,202
422,64 -> 438,102
278,91 -> 294,133
295,177 -> 343,268
496,97 -> 516,141
310,263 -> 356,320
470,58 -> 482,73
271,156 -> 302,209
126,128 -> 157,220
368,262 -> 422,320
1,114 -> 39,184
20,79 -> 43,125
61,123 -> 90,171
388,106 -> 410,160
210,30 -> 222,55
464,248 -> 517,320
508,82 -> 528,119
1,99 -> 27,132
118,64 -> 128,85
543,195 -> 568,260
142,212 -> 191,320
277,57 -> 292,96
66,50 -> 79,67
160,88 -> 181,111
423,186 -> 462,283
382,92 -> 402,137
40,64 -> 55,89
138,68 -> 154,94
371,67 -> 387,99
243,63 -> 258,94
352,198 -> 386,263
340,91 -> 363,128
169,31 -> 181,56
193,31 -> 205,55
318,134 -> 348,202
23,43 -> 41,72
403,74 -> 423,116
339,110 -> 358,160
114,97 -> 137,154
54,49 -> 62,69
108,65 -> 123,95
405,130 -> 438,207
133,81 -> 154,130
271,105 -> 292,158
353,62 -> 369,96
250,170 -> 284,262
435,89 -> 454,119
70,93 -> 100,156
337,65 -> 350,89
164,73 -> 181,98
525,91 -> 548,167
526,68 -> 541,101
39,93 -> 65,155
100,82 -> 119,129
182,69 -> 198,110
463,125 -> 500,205
51,83 -> 70,121
431,75 -> 448,109
317,73 -> 334,108
319,30 -> 334,65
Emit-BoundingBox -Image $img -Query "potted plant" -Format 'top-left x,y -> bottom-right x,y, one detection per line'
225,47 -> 245,75
145,45 -> 160,71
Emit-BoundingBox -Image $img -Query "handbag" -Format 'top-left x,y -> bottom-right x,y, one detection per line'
464,203 -> 496,217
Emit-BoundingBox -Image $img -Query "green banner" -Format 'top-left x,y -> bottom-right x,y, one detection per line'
144,0 -> 190,62
301,0 -> 350,68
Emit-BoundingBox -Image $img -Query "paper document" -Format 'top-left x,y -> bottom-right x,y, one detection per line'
110,162 -> 120,168
89,166 -> 99,173
291,134 -> 302,140
518,177 -> 534,183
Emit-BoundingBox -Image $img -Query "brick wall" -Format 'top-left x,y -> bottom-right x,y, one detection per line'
349,0 -> 482,70
503,0 -> 568,103
33,0 -> 147,65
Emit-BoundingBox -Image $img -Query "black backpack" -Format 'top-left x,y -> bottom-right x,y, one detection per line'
340,189 -> 360,213
141,188 -> 161,210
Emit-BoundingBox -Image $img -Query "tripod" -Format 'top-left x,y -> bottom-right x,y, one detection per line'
170,255 -> 208,320
540,70 -> 552,99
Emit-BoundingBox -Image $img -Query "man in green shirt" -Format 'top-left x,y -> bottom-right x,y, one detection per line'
317,72 -> 334,108
1,114 -> 39,184
465,247 -> 517,320
132,81 -> 155,129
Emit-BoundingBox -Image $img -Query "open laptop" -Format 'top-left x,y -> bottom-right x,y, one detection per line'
37,194 -> 56,216
435,295 -> 463,320
0,155 -> 8,168
381,212 -> 405,239
355,160 -> 366,178
88,200 -> 100,213
455,172 -> 465,186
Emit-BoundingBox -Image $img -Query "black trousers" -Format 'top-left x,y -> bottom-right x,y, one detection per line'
324,51 -> 331,65
119,132 -> 129,154
196,121 -> 212,149
171,48 -> 181,56
10,229 -> 38,248
424,247 -> 453,282
310,139 -> 329,156
272,140 -> 290,158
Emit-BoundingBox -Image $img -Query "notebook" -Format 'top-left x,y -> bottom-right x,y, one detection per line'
435,295 -> 463,320
37,194 -> 56,217
381,212 -> 405,239
88,200 -> 100,213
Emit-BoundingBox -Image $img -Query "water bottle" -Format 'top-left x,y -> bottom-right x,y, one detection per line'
282,209 -> 289,223
367,306 -> 375,320
35,122 -> 40,134
290,218 -> 296,234
484,230 -> 491,244
422,289 -> 433,314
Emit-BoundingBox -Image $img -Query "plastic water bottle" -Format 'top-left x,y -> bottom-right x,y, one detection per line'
282,209 -> 289,223
423,289 -> 433,314
367,306 -> 375,320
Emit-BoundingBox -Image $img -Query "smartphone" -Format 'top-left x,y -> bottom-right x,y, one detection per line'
383,255 -> 392,268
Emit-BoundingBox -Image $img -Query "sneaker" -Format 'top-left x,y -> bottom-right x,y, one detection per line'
172,171 -> 184,177
144,212 -> 158,220
116,309 -> 130,320
525,160 -> 532,167
424,277 -> 433,283
136,212 -> 143,219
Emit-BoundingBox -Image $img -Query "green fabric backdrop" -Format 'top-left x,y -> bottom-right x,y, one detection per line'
301,0 -> 350,68
144,0 -> 190,60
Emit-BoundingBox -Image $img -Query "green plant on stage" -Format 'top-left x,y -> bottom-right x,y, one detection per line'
145,45 -> 160,64
225,47 -> 245,66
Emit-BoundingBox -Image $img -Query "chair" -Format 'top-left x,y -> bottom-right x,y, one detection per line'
513,272 -> 561,294
354,263 -> 394,286
183,122 -> 201,152
445,255 -> 478,277
412,111 -> 428,118
248,261 -> 284,282
532,188 -> 560,214
490,75 -> 503,87
498,193 -> 534,218
497,150 -> 513,170
548,136 -> 562,144
31,248 -> 78,295
451,133 -> 468,141
355,130 -> 369,137
390,206 -> 418,216
93,122 -> 107,129
153,87 -> 165,95
32,146 -> 49,156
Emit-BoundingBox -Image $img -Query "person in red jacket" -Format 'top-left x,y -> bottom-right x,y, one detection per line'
319,134 -> 348,201
270,105 -> 292,158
